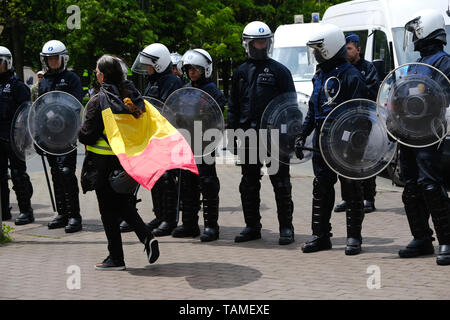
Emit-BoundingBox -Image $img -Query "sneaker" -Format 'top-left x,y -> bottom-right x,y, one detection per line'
95,256 -> 126,271
144,237 -> 160,264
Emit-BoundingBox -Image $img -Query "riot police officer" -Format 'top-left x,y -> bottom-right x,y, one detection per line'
398,9 -> 450,265
334,32 -> 380,214
0,46 -> 34,225
295,24 -> 367,255
131,43 -> 183,236
171,48 -> 226,241
170,52 -> 188,84
228,21 -> 297,245
38,40 -> 83,233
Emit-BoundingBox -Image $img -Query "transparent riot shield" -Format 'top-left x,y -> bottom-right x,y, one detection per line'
320,99 -> 397,179
143,96 -> 164,113
377,62 -> 450,147
28,91 -> 82,155
260,92 -> 306,165
10,101 -> 37,161
163,87 -> 224,158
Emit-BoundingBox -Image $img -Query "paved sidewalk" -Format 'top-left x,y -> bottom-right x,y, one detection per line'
1,155 -> 449,300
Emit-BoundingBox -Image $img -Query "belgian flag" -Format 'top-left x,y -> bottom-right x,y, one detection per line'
100,91 -> 198,190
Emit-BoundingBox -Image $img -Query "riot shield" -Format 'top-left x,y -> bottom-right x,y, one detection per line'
320,99 -> 397,180
163,87 -> 224,157
143,96 -> 164,113
377,62 -> 450,147
10,101 -> 37,161
260,92 -> 307,165
28,91 -> 82,155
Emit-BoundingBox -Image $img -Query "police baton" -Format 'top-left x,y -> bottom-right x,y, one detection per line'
41,154 -> 56,212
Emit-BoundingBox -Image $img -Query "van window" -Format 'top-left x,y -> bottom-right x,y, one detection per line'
373,30 -> 392,75
344,30 -> 368,58
272,46 -> 316,82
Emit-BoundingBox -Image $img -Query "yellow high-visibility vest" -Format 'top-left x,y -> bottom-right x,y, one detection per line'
86,130 -> 115,155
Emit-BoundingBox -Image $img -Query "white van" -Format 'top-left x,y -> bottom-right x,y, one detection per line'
271,23 -> 323,104
323,0 -> 450,184
322,0 -> 450,79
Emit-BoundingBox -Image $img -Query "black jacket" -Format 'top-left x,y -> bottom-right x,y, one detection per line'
0,69 -> 31,139
39,69 -> 83,102
354,58 -> 380,101
228,58 -> 296,129
300,56 -> 367,137
144,64 -> 183,102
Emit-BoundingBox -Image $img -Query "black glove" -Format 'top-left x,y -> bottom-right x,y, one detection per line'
294,135 -> 306,160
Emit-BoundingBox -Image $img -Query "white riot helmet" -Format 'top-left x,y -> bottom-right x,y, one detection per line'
0,46 -> 13,73
403,9 -> 447,51
40,40 -> 69,74
131,43 -> 171,75
307,24 -> 345,64
242,21 -> 274,60
180,48 -> 213,78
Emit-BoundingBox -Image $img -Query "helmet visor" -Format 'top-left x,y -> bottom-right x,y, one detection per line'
131,52 -> 156,75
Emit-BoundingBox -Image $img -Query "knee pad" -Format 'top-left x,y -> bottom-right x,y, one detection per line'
313,177 -> 333,199
402,183 -> 421,205
200,175 -> 220,198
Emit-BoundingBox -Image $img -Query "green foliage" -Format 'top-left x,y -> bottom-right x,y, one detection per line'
0,0 -> 349,82
0,224 -> 14,244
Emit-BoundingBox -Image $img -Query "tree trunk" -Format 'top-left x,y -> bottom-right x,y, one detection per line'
11,19 -> 24,81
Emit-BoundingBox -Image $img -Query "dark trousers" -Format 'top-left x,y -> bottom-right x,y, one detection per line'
96,183 -> 151,262
45,150 -> 80,218
339,175 -> 376,202
0,139 -> 33,215
400,145 -> 450,244
311,131 -> 364,237
179,160 -> 220,226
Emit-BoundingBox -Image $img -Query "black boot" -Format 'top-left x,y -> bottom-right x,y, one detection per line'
63,187 -> 82,233
399,183 -> 434,258
15,209 -> 35,225
399,238 -> 435,258
302,178 -> 333,253
148,179 -> 165,231
172,171 -> 200,238
48,191 -> 68,229
364,200 -> 376,213
11,169 -> 34,226
272,176 -> 294,245
120,220 -> 134,233
199,175 -> 220,242
153,172 -> 178,237
200,197 -> 220,242
235,175 -> 262,243
343,179 -> 364,255
334,200 -> 347,212
437,245 -> 450,266
65,217 -> 82,233
421,183 -> 450,265
345,200 -> 364,255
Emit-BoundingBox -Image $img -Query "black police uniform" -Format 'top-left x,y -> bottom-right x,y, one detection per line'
228,57 -> 297,244
298,49 -> 367,254
0,69 -> 34,223
336,58 -> 380,212
398,41 -> 450,265
79,81 -> 157,266
38,68 -> 83,232
143,64 -> 184,236
172,78 -> 226,241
